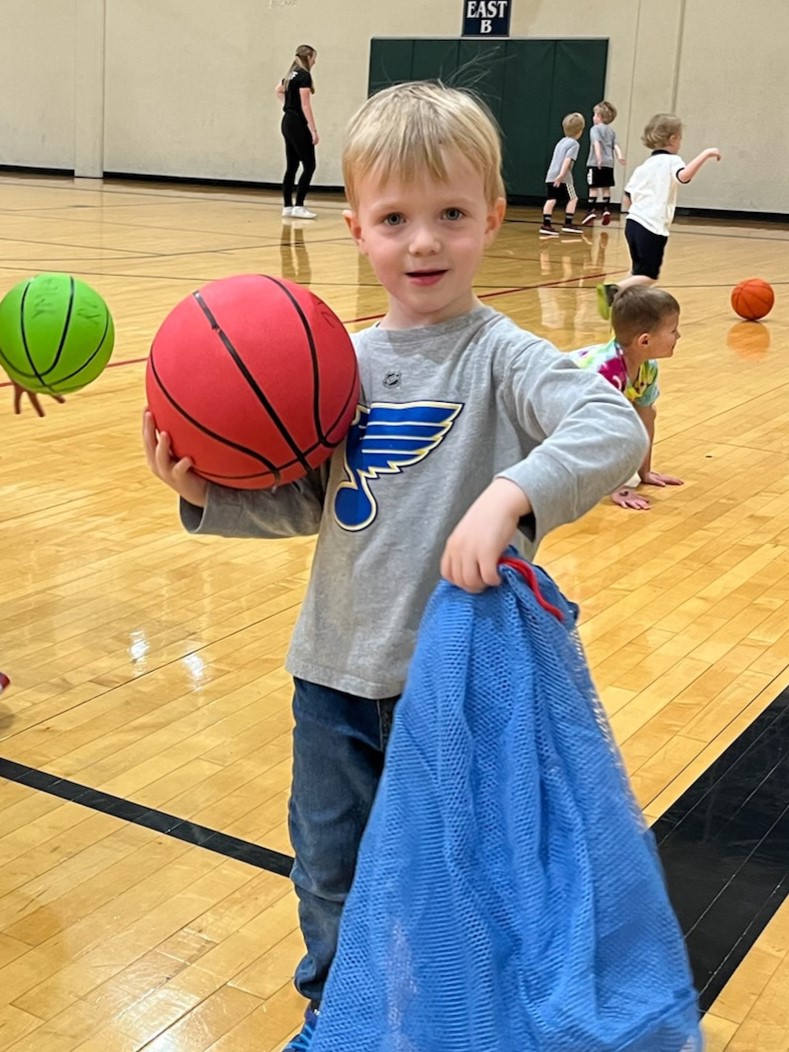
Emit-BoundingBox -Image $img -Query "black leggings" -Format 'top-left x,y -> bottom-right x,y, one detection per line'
282,114 -> 316,207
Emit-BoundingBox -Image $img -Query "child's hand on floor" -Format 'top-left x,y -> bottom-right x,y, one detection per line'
612,487 -> 651,511
641,471 -> 683,488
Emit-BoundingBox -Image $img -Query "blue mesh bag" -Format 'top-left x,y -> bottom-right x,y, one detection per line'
311,558 -> 701,1052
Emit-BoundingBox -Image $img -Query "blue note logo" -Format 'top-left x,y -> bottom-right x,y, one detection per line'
333,401 -> 463,531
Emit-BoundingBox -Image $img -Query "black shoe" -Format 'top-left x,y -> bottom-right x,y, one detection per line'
561,225 -> 582,234
539,223 -> 559,237
582,211 -> 597,226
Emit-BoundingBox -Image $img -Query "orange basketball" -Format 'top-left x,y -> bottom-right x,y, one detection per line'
731,278 -> 774,321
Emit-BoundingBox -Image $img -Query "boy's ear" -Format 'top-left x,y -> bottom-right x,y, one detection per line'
343,208 -> 367,254
484,197 -> 507,245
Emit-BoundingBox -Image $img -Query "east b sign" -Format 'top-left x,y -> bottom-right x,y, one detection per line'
462,0 -> 511,36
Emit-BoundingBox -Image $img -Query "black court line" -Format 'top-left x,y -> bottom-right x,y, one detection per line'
1,687 -> 788,1013
654,683 -> 789,1011
0,757 -> 293,878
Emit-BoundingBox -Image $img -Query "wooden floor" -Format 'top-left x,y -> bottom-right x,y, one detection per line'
0,173 -> 788,1050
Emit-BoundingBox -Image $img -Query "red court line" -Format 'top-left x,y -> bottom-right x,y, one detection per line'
343,269 -> 613,326
0,355 -> 151,389
0,269 -> 616,389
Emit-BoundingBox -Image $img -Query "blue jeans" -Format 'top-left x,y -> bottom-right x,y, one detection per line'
289,677 -> 399,1004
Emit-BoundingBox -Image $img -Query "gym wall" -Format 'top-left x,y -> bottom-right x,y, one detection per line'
0,0 -> 784,214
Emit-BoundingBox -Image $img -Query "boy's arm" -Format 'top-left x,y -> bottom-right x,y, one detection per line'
635,402 -> 656,477
589,126 -> 602,166
677,148 -> 721,183
634,403 -> 683,487
441,349 -> 648,592
497,349 -> 649,543
614,143 -> 626,164
143,409 -> 327,539
180,468 -> 328,539
554,157 -> 573,184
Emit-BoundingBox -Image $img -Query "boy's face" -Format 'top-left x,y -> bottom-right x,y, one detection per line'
592,109 -> 602,125
667,132 -> 682,154
645,313 -> 681,359
344,152 -> 505,329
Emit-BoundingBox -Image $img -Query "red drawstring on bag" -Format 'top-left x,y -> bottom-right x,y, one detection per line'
498,557 -> 564,623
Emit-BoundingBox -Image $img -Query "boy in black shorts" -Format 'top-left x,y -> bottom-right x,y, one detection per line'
582,101 -> 625,226
539,113 -> 585,237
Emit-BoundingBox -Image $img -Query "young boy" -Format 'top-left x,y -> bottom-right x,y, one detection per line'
597,113 -> 720,318
582,100 -> 625,227
540,112 -> 585,237
572,286 -> 682,510
143,82 -> 648,1051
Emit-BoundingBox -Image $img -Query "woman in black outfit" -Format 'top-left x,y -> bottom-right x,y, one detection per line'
276,45 -> 319,220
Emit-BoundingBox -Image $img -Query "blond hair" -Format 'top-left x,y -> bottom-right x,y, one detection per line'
612,286 -> 680,346
342,81 -> 505,209
563,112 -> 585,138
595,100 -> 617,124
285,45 -> 316,94
642,113 -> 683,150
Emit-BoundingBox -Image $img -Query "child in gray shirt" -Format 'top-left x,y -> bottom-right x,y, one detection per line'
143,81 -> 647,1052
582,100 -> 626,227
540,112 -> 585,237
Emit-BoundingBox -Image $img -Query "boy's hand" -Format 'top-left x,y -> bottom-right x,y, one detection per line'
706,148 -> 722,161
552,179 -> 562,188
441,478 -> 531,594
142,409 -> 208,507
641,470 -> 683,488
12,382 -> 65,417
618,155 -> 626,165
612,487 -> 651,511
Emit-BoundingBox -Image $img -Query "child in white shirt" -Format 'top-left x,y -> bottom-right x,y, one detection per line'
597,114 -> 720,319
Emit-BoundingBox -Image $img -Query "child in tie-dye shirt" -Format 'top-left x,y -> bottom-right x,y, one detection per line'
571,286 -> 682,510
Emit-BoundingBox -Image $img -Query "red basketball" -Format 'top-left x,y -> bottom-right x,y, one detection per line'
146,275 -> 359,489
731,278 -> 775,321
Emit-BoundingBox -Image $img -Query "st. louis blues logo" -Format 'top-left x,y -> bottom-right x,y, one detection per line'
333,401 -> 463,531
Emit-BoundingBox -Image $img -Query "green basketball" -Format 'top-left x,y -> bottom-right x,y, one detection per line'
0,273 -> 114,394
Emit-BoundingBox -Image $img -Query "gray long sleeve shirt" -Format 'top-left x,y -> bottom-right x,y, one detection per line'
181,306 -> 648,698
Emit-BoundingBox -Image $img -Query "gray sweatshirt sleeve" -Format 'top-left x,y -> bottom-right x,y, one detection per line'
496,343 -> 648,543
179,464 -> 328,538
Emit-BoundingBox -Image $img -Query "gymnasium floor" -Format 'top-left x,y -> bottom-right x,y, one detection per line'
0,172 -> 788,1051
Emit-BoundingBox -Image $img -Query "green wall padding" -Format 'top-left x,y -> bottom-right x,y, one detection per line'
367,37 -> 609,198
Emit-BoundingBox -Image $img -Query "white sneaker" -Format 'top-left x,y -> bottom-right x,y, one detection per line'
291,206 -> 317,219
282,206 -> 295,217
